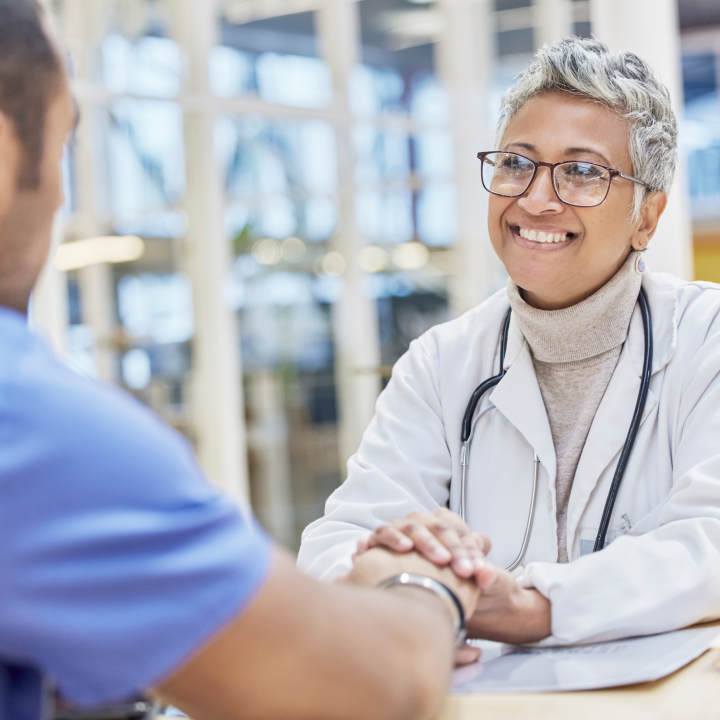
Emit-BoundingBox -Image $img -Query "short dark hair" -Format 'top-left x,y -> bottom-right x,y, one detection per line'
0,0 -> 63,189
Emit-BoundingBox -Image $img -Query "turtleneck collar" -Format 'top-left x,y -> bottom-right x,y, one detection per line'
506,251 -> 643,364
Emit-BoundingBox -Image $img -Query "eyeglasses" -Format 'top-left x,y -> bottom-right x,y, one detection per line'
477,151 -> 649,208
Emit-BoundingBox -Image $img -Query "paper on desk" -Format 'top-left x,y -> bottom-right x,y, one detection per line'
451,626 -> 720,694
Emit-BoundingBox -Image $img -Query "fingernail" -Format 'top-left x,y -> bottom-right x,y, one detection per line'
457,558 -> 473,573
474,557 -> 485,570
398,536 -> 413,549
432,547 -> 451,561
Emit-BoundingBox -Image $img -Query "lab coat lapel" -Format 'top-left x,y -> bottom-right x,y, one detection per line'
489,314 -> 557,487
565,269 -> 677,553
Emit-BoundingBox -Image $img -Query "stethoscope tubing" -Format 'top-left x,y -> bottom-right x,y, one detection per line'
593,286 -> 653,550
458,287 -> 652,567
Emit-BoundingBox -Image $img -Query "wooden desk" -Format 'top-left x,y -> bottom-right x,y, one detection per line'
158,624 -> 720,720
440,624 -> 720,720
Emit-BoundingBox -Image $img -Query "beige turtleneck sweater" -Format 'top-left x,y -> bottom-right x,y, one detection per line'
507,251 -> 642,563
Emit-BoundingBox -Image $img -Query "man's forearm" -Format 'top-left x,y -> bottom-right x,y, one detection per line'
156,550 -> 456,720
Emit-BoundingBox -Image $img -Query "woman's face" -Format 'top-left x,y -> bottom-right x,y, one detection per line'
488,91 -> 666,310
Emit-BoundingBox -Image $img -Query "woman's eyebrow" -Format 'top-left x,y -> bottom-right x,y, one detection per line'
503,142 -> 535,153
501,142 -> 612,166
564,146 -> 611,165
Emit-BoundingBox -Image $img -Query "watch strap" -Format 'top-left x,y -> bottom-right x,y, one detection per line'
377,573 -> 467,646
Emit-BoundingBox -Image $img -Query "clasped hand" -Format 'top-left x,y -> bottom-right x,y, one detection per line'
353,509 -> 551,646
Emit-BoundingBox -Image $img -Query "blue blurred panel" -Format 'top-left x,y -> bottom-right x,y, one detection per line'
106,99 -> 187,237
349,64 -> 448,119
682,84 -> 720,217
416,182 -> 458,246
209,46 -> 256,97
216,115 -> 338,244
255,53 -> 332,108
117,274 -> 194,345
353,125 -> 411,183
354,0 -> 447,118
683,54 -> 717,104
212,11 -> 332,109
233,271 -> 334,371
102,34 -> 183,98
413,130 -> 454,177
355,188 -> 414,245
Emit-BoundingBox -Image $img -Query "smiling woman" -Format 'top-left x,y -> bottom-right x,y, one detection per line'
485,90 -> 667,310
299,36 -> 720,648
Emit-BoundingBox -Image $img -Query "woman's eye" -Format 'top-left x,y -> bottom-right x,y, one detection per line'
500,157 -> 530,171
566,163 -> 603,179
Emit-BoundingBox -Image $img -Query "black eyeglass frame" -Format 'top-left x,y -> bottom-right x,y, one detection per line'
476,150 -> 649,208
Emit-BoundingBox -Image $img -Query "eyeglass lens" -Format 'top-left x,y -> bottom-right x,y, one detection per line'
481,152 -> 612,207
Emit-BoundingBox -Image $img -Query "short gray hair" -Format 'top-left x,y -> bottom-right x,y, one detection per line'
496,36 -> 677,220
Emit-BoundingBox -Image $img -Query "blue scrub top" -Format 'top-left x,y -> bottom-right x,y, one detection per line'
0,308 -> 272,717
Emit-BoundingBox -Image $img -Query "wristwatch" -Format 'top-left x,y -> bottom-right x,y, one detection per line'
378,573 -> 467,646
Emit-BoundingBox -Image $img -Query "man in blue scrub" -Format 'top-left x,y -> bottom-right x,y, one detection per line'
0,2 -> 491,719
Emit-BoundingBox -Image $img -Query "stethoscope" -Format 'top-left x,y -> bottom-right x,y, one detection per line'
458,288 -> 653,571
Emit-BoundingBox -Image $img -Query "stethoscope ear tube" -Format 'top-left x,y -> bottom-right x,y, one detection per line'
459,308 -> 511,523
460,308 -> 512,443
593,287 -> 653,552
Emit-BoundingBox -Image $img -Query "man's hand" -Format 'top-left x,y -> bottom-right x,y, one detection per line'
344,546 -> 486,666
467,565 -> 551,644
344,546 -> 480,617
355,509 -> 493,584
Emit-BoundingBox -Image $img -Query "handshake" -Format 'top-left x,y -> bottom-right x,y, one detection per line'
342,509 -> 552,657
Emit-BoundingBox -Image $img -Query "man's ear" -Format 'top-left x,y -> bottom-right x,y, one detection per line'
630,191 -> 668,251
0,111 -> 20,219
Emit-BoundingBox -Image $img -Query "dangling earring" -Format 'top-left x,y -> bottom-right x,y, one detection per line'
634,251 -> 646,275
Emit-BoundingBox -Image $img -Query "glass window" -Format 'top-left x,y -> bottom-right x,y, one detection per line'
682,47 -> 720,219
354,0 -> 449,118
102,34 -> 184,98
217,115 -> 338,245
211,11 -> 332,109
106,99 -> 187,238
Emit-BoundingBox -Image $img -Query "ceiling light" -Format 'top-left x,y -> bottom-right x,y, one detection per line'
392,241 -> 430,270
359,245 -> 390,273
252,238 -> 282,265
282,236 -> 306,263
54,235 -> 145,271
321,251 -> 346,276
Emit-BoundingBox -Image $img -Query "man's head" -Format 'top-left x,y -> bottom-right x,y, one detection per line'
487,37 -> 675,310
0,0 -> 74,313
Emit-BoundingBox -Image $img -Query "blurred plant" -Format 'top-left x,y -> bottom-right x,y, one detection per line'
232,222 -> 255,256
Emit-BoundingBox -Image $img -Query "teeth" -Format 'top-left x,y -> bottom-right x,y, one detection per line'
519,227 -> 570,244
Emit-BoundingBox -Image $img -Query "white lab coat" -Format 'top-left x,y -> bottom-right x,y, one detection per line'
298,269 -> 720,645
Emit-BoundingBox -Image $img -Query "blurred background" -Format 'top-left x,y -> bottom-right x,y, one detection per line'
32,0 -> 720,551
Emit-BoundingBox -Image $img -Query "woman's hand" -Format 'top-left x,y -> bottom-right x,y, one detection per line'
467,566 -> 551,644
355,508 -> 494,584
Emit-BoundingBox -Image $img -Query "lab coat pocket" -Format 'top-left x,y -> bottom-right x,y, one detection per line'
578,515 -> 633,556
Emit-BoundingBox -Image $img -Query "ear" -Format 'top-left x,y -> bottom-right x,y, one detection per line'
0,111 -> 20,219
630,191 -> 668,251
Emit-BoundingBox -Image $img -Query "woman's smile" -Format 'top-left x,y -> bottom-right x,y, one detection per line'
510,224 -> 578,251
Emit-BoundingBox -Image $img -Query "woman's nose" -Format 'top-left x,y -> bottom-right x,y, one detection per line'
517,166 -> 564,215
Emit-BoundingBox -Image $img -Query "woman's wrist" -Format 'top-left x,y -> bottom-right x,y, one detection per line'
516,588 -> 552,642
467,582 -> 551,644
